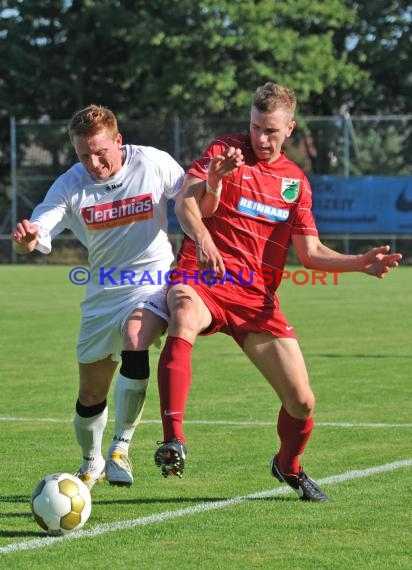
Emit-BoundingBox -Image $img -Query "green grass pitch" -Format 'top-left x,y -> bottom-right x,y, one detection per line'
1,264 -> 411,569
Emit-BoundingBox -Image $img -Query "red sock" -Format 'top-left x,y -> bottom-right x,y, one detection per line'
276,405 -> 314,474
157,336 -> 192,444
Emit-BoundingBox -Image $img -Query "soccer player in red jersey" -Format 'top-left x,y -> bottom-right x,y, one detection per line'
154,82 -> 402,501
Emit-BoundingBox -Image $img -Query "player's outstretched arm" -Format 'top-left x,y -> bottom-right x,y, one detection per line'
292,235 -> 402,279
11,220 -> 39,254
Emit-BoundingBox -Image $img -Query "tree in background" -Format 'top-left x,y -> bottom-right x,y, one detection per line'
0,0 -> 410,195
336,0 -> 411,114
0,0 -> 373,121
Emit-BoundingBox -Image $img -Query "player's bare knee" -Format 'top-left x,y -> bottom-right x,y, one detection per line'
167,284 -> 210,339
170,304 -> 201,337
78,380 -> 110,406
286,394 -> 315,419
168,292 -> 201,331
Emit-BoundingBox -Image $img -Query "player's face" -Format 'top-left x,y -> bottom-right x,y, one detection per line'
73,130 -> 124,180
249,107 -> 296,163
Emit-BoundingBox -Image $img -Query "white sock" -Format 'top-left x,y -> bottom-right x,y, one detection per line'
108,373 -> 149,456
74,405 -> 108,474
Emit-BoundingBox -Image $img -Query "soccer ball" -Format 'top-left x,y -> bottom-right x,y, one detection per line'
31,473 -> 92,535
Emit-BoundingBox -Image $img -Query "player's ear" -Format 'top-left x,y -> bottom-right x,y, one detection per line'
286,120 -> 296,138
116,132 -> 123,146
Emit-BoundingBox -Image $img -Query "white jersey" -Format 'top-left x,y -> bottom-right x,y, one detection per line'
31,144 -> 184,314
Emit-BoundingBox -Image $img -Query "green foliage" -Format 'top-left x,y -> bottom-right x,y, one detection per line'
0,0 -> 398,121
1,1 -> 410,200
339,0 -> 412,114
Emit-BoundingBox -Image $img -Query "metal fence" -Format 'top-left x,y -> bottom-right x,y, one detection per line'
2,114 -> 412,263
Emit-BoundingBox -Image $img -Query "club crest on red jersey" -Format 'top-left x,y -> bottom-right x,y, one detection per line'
281,178 -> 300,203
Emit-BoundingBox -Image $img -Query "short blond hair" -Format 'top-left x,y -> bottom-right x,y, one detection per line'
68,104 -> 119,142
252,82 -> 296,118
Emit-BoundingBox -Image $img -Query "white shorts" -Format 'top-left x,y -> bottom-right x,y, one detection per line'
76,284 -> 168,363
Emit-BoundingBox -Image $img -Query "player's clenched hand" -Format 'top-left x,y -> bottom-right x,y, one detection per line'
207,147 -> 244,189
195,231 -> 225,279
12,219 -> 40,252
361,245 -> 402,278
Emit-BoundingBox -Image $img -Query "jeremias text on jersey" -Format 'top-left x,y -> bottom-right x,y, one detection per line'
81,195 -> 153,229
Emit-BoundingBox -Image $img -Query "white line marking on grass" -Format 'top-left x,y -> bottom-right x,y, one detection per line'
1,416 -> 412,428
1,458 -> 412,556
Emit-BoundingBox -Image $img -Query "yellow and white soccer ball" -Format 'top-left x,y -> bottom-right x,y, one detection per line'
31,472 -> 92,535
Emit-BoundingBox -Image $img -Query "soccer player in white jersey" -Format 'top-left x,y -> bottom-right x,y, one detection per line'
12,105 -> 185,489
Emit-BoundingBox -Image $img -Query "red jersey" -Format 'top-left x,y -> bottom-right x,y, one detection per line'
178,132 -> 318,298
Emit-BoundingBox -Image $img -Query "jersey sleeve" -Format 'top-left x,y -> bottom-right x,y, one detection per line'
291,175 -> 318,236
30,177 -> 71,254
159,151 -> 185,200
141,147 -> 184,200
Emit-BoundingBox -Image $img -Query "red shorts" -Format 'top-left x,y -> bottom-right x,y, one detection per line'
171,273 -> 296,348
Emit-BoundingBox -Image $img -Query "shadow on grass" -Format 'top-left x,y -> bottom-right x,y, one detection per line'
0,495 -> 30,503
0,530 -> 45,538
95,496 -> 228,506
94,494 -> 294,506
1,493 -> 294,510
